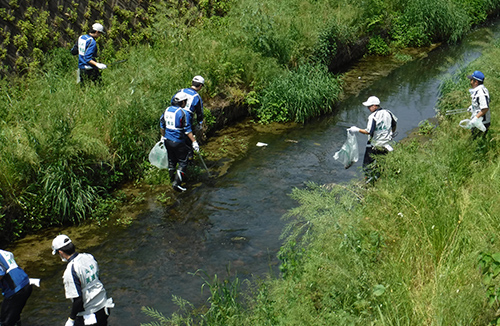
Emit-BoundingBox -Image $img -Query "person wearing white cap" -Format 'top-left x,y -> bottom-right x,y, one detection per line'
72,22 -> 107,85
52,235 -> 114,326
171,75 -> 205,126
160,92 -> 199,192
466,70 -> 490,136
348,96 -> 397,179
0,249 -> 32,326
171,76 -> 206,158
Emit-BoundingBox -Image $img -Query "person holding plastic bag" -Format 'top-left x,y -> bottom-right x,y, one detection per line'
347,96 -> 397,179
466,70 -> 490,137
160,92 -> 200,192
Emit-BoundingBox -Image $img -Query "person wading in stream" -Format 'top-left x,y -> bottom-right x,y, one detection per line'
0,249 -> 32,326
71,23 -> 107,86
160,92 -> 200,192
171,75 -> 205,159
466,70 -> 490,138
348,96 -> 398,181
51,235 -> 114,326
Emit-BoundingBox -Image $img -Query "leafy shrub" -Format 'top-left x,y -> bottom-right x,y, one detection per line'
367,35 -> 390,55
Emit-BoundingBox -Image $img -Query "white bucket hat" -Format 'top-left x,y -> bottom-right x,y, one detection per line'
52,234 -> 72,255
92,23 -> 106,34
362,96 -> 381,107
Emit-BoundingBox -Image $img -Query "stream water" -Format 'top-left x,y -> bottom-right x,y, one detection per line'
7,21 -> 500,326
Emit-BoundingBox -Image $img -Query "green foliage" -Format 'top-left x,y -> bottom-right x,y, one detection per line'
479,252 -> 500,310
367,35 -> 390,55
417,119 -> 435,135
39,160 -> 102,223
255,63 -> 342,123
312,16 -> 361,67
141,296 -> 195,326
277,240 -> 305,279
390,0 -> 470,47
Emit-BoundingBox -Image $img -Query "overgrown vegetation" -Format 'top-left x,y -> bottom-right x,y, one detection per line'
140,27 -> 500,326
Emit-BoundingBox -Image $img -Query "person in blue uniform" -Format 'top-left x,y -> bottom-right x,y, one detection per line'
171,76 -> 205,158
52,235 -> 114,326
160,92 -> 200,192
0,249 -> 32,326
75,23 -> 107,85
172,75 -> 205,126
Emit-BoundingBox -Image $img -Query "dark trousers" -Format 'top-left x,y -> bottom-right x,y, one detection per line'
165,139 -> 190,185
79,68 -> 102,86
0,284 -> 32,326
74,307 -> 109,326
363,146 -> 388,179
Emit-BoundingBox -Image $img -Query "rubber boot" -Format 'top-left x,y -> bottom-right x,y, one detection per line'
168,169 -> 176,184
172,170 -> 186,192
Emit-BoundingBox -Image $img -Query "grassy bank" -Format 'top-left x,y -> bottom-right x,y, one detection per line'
142,39 -> 500,325
2,0 -> 500,243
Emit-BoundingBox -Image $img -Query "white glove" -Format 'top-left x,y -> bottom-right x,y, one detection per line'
160,136 -> 166,142
192,141 -> 200,152
95,63 -> 107,69
65,318 -> 75,326
347,126 -> 360,133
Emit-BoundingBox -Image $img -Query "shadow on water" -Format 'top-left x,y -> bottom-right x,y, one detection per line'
8,20 -> 500,325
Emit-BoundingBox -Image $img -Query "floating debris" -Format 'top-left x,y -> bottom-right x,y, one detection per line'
231,236 -> 247,242
256,142 -> 268,147
285,139 -> 298,143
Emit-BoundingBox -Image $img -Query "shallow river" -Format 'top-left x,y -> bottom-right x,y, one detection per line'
9,21 -> 500,325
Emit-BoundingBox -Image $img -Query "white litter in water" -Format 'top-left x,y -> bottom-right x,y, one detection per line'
256,142 -> 268,147
29,278 -> 41,287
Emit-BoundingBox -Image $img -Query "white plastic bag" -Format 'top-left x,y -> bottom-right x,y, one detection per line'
459,117 -> 486,132
459,119 -> 472,129
333,130 -> 359,169
148,141 -> 169,169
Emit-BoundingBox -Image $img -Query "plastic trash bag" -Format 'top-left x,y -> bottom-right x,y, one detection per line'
459,119 -> 472,129
148,141 -> 169,169
459,117 -> 486,132
333,130 -> 359,169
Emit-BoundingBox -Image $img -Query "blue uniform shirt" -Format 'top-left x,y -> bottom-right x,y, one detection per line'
160,106 -> 193,143
78,34 -> 98,69
0,250 -> 30,299
171,88 -> 204,124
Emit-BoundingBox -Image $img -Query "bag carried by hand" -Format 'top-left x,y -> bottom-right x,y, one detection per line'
148,141 -> 169,169
333,130 -> 359,169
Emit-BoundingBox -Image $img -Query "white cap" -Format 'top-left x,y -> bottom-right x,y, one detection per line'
52,235 -> 72,255
362,96 -> 380,107
92,23 -> 105,34
192,75 -> 205,84
173,91 -> 189,102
